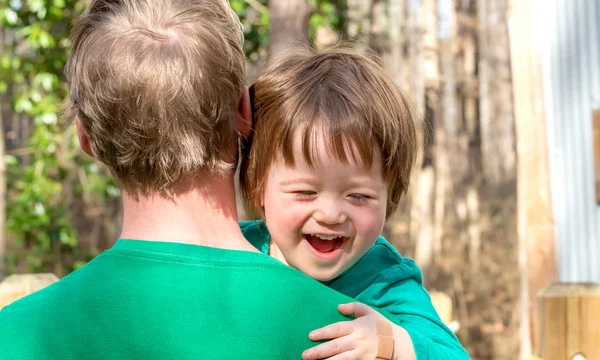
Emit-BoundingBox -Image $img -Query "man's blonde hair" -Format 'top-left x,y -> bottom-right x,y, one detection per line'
240,47 -> 422,218
66,0 -> 246,196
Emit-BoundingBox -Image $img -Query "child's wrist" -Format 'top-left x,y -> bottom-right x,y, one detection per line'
391,324 -> 416,360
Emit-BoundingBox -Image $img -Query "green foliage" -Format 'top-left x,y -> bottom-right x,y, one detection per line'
0,0 -> 344,275
1,0 -> 117,274
231,0 -> 345,61
309,0 -> 345,41
231,0 -> 270,61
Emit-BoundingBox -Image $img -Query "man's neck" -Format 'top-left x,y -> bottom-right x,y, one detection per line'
119,174 -> 258,252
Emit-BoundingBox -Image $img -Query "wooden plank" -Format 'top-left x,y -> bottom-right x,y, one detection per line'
0,273 -> 59,309
593,109 -> 600,203
429,291 -> 459,333
539,283 -> 600,360
508,0 -> 558,357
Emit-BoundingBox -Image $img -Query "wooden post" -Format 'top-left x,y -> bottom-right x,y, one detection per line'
429,291 -> 459,333
508,0 -> 558,357
538,283 -> 600,360
0,273 -> 59,309
429,291 -> 452,325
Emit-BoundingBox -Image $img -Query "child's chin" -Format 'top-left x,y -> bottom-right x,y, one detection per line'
305,268 -> 343,282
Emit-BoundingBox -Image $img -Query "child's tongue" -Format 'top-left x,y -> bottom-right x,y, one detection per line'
305,234 -> 337,253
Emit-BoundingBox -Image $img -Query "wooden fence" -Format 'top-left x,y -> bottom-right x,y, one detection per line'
537,283 -> 600,360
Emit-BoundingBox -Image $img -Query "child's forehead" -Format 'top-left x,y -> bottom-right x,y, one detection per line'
291,127 -> 360,153
286,127 -> 381,169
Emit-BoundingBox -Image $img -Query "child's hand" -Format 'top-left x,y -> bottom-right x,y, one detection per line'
302,302 -> 395,360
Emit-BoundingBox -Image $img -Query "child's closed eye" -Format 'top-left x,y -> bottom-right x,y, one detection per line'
294,191 -> 317,199
348,193 -> 371,203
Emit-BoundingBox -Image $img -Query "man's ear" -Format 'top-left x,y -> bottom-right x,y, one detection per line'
234,86 -> 252,138
75,116 -> 94,157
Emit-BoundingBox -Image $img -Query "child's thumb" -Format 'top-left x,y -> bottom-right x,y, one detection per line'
338,302 -> 373,318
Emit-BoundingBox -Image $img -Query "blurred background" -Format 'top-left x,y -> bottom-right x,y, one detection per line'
1,0 -> 599,359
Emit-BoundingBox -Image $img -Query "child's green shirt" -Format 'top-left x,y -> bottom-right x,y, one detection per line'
241,220 -> 470,360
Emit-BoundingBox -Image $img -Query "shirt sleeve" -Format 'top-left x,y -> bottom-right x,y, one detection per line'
360,263 -> 471,360
239,220 -> 270,254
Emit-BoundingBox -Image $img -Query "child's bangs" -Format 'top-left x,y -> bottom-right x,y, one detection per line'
280,104 -> 377,170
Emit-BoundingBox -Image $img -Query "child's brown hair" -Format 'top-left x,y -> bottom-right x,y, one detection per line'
240,47 -> 422,217
65,0 -> 246,196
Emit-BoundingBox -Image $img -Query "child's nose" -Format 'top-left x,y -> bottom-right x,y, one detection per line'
313,201 -> 347,225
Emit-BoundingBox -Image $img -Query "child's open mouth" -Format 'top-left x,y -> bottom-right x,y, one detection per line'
303,234 -> 349,255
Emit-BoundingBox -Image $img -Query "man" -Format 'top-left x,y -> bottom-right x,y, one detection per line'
0,1 -> 359,358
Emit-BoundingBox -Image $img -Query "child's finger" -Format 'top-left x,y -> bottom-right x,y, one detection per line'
302,337 -> 355,360
338,302 -> 376,319
308,321 -> 354,341
321,350 -> 362,360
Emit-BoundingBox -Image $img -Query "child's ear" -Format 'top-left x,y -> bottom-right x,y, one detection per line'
75,116 -> 94,157
235,86 -> 252,138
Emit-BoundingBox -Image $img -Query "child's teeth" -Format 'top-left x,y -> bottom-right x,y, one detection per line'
314,234 -> 338,240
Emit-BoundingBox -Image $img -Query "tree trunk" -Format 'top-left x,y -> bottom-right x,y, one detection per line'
423,0 -> 439,93
508,0 -> 557,357
407,0 -> 425,113
410,0 -> 437,273
269,0 -> 311,57
459,9 -> 478,139
368,0 -> 387,56
346,0 -> 372,40
478,0 -> 516,187
413,166 -> 435,283
0,27 -> 6,279
466,185 -> 481,271
432,132 -> 448,259
458,4 -> 482,272
0,103 -> 5,280
432,0 -> 459,259
386,0 -> 406,88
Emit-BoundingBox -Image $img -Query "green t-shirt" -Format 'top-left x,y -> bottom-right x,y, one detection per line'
0,239 -> 353,359
241,220 -> 470,360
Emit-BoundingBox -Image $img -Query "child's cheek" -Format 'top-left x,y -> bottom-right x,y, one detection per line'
356,211 -> 386,239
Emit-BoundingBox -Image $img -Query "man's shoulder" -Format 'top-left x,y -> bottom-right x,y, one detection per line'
0,276 -> 66,318
0,245 -> 352,313
0,285 -> 66,359
0,252 -> 353,360
0,252 -> 357,359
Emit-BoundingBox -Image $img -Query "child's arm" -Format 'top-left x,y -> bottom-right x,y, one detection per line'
363,265 -> 471,360
300,236 -> 470,359
302,302 -> 415,360
333,238 -> 470,360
